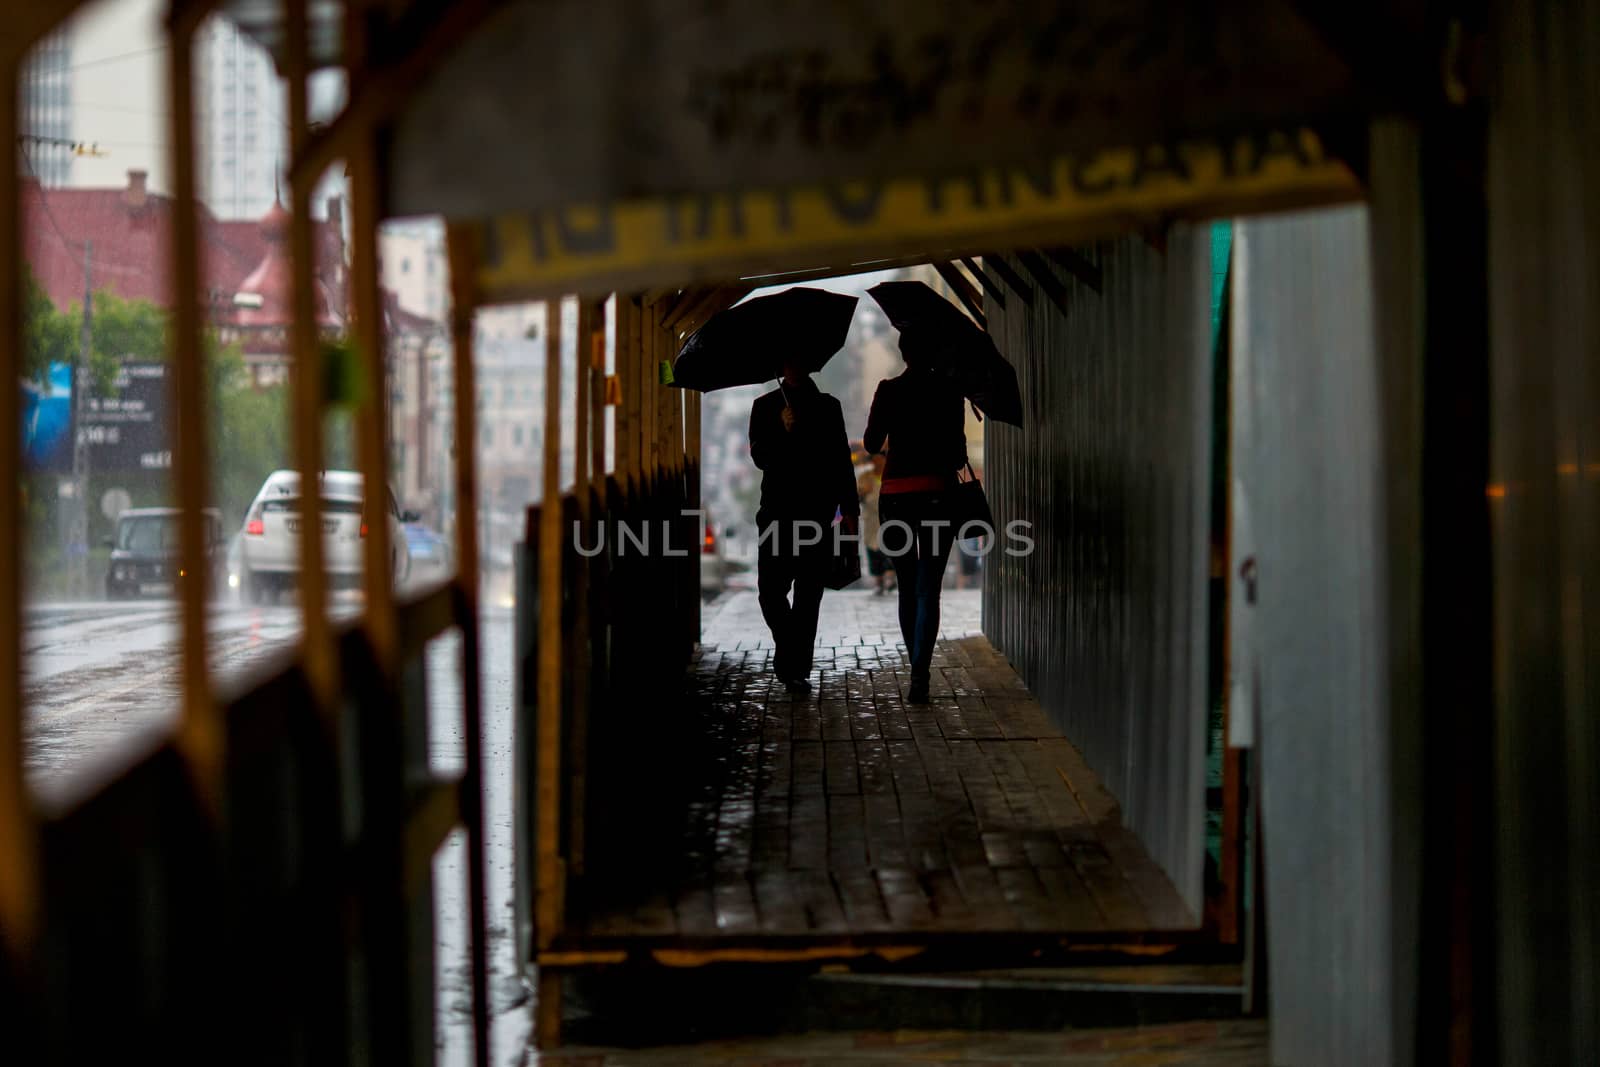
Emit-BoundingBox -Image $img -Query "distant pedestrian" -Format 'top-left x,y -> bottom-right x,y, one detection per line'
857,458 -> 894,596
749,358 -> 859,694
863,329 -> 970,703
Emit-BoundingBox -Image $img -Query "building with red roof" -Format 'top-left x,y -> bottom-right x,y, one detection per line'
23,169 -> 352,386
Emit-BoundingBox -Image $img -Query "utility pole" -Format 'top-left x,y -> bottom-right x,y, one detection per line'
68,239 -> 92,599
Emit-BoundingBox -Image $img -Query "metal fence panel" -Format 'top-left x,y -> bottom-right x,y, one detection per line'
983,231 -> 1211,915
1233,206 -> 1401,1066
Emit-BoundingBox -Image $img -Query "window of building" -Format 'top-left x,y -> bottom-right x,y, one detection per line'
513,427 -> 523,447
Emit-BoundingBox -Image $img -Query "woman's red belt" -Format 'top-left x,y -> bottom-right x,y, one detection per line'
881,474 -> 951,494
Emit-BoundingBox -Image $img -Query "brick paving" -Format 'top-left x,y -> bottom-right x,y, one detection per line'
570,588 -> 1190,944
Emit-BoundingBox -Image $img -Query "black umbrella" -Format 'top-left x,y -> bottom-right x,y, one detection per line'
671,287 -> 859,392
867,280 -> 1023,426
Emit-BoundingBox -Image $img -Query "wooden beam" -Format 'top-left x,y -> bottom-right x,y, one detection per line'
0,49 -> 38,958
1016,250 -> 1071,316
166,7 -> 220,802
933,261 -> 988,328
960,256 -> 1006,308
290,0 -> 498,192
536,299 -> 566,953
984,255 -> 1034,305
1045,247 -> 1104,295
285,0 -> 336,709
678,285 -> 756,337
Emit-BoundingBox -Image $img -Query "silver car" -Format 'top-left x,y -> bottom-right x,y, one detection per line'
237,469 -> 410,604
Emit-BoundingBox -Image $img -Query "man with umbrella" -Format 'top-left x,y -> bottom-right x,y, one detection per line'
671,287 -> 861,695
748,358 -> 859,693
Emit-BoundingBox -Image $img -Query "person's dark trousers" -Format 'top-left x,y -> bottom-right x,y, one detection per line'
881,493 -> 956,682
756,516 -> 827,681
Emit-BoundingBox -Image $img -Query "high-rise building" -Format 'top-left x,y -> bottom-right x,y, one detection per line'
197,16 -> 286,220
20,29 -> 74,187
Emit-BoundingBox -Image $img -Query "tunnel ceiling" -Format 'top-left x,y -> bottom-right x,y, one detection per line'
383,0 -> 1426,218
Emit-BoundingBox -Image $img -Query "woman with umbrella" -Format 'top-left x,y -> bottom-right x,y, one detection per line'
862,281 -> 1022,704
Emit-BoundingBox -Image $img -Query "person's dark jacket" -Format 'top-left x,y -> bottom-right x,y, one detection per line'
749,377 -> 860,522
863,368 -> 968,482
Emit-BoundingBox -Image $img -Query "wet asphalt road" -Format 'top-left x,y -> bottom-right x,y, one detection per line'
21,596 -> 531,1064
23,599 -> 306,790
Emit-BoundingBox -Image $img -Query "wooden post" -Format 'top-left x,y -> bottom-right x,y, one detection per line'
533,298 -> 566,1048
285,0 -> 336,708
536,300 -> 565,942
165,6 -> 219,801
590,300 -> 607,500
444,225 -> 491,1067
349,125 -> 397,669
0,46 -> 38,958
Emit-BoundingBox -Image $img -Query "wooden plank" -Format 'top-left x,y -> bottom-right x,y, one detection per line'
1044,246 -> 1104,293
949,741 -> 1010,831
876,869 -> 936,930
672,883 -> 723,940
824,740 -> 861,795
794,870 -> 849,934
1036,865 -> 1109,931
1040,738 -> 1121,825
0,47 -> 37,954
1017,250 -> 1071,315
960,256 -> 1006,307
932,260 -> 988,328
864,792 -> 909,869
819,694 -> 851,742
985,253 -> 1035,304
713,876 -> 760,935
896,790 -> 949,873
791,741 -> 825,797
833,869 -> 892,933
827,795 -> 869,870
166,13 -> 220,792
924,869 -> 978,927
953,864 -> 1018,929
1097,824 -> 1196,931
856,741 -> 894,795
788,793 -> 828,870
1067,843 -> 1151,932
995,868 -> 1055,932
754,871 -> 809,934
886,739 -> 931,796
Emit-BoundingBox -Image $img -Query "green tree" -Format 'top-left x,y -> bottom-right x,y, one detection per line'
22,266 -> 74,382
209,341 -> 289,525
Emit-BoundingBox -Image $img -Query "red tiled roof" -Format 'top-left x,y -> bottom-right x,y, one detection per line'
22,175 -> 344,318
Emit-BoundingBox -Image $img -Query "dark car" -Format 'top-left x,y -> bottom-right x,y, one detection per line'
105,507 -> 227,600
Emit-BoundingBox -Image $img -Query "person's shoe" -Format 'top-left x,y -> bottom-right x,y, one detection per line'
784,676 -> 813,695
907,678 -> 930,704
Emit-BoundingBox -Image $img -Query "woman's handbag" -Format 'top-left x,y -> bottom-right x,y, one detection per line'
950,462 -> 994,536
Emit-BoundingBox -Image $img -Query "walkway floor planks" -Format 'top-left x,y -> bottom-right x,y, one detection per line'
570,591 -> 1195,947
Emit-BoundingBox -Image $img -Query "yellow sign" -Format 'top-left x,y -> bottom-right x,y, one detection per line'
474,129 -> 1359,302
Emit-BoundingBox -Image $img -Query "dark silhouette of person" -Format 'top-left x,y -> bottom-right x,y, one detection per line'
749,359 -> 859,693
863,329 -> 969,703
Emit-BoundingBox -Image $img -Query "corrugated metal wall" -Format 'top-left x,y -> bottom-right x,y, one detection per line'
1232,200 -> 1419,1066
1489,1 -> 1600,1061
983,232 -> 1211,915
